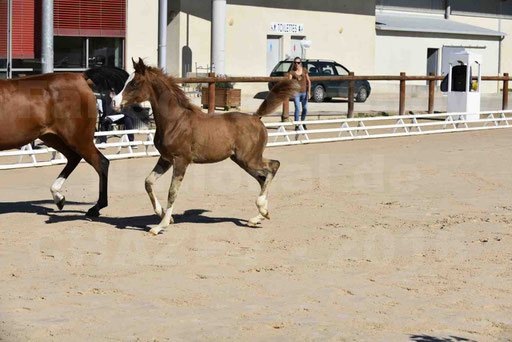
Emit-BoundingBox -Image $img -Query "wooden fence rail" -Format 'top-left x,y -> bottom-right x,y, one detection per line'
175,73 -> 512,116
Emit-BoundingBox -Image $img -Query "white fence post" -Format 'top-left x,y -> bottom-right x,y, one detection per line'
18,143 -> 37,165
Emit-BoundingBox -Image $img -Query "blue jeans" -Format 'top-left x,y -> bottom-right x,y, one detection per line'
293,92 -> 308,122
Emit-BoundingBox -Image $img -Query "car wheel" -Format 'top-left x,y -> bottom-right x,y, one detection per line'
355,86 -> 369,103
312,85 -> 325,103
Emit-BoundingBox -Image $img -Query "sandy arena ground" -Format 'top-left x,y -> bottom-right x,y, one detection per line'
1,130 -> 512,341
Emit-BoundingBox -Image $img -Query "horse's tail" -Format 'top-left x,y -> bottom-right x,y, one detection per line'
83,66 -> 129,94
255,79 -> 300,117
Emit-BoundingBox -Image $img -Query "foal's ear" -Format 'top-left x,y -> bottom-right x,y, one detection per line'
132,57 -> 147,75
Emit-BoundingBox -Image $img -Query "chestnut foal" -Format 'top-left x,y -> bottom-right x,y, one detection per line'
114,58 -> 299,235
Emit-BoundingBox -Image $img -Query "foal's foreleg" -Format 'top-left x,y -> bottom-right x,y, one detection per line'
145,157 -> 172,218
149,158 -> 188,236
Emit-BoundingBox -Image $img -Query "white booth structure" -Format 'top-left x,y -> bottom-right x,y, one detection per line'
447,51 -> 482,121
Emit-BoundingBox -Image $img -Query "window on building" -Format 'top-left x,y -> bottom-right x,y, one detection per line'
0,58 -> 6,79
54,36 -> 86,69
450,0 -> 511,18
53,36 -> 124,70
89,37 -> 123,68
376,0 -> 444,13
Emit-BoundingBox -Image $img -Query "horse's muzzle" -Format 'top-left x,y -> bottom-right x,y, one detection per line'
112,94 -> 124,111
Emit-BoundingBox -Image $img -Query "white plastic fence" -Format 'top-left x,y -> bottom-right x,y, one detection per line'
1,110 -> 511,170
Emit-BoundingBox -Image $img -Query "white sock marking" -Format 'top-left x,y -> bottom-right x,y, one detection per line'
51,177 -> 66,203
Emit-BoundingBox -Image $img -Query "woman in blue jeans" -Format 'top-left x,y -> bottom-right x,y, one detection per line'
288,57 -> 311,130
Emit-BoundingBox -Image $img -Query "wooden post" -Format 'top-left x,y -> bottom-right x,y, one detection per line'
428,72 -> 435,114
282,100 -> 290,122
399,72 -> 406,115
208,72 -> 216,114
348,72 -> 354,118
503,73 -> 509,110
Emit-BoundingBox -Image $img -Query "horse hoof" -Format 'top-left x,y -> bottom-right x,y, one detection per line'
56,197 -> 65,211
149,227 -> 161,236
248,218 -> 261,227
86,207 -> 100,217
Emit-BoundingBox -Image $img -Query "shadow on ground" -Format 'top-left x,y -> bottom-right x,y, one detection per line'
409,335 -> 477,342
0,200 -> 252,231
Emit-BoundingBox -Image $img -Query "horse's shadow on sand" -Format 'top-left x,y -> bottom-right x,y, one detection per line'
0,200 -> 254,232
409,335 -> 477,342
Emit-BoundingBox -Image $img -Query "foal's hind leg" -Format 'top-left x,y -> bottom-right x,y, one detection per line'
149,157 -> 188,236
40,134 -> 82,210
145,157 -> 172,218
231,156 -> 280,226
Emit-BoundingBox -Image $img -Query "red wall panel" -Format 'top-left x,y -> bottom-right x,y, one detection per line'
0,0 -> 34,59
54,0 -> 126,37
12,0 -> 34,58
0,0 -> 7,59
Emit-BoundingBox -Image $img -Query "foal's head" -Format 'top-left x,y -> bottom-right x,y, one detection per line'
113,58 -> 190,112
113,58 -> 153,110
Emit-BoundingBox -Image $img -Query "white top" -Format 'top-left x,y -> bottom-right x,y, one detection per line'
447,51 -> 482,66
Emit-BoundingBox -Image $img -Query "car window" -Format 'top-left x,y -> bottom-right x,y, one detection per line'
335,65 -> 349,76
307,63 -> 321,75
273,61 -> 293,73
315,62 -> 336,76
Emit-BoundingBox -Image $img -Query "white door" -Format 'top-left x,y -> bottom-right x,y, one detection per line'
266,35 -> 282,75
441,46 -> 465,76
290,36 -> 305,59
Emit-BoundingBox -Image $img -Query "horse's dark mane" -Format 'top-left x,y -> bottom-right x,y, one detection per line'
84,66 -> 129,94
147,67 -> 192,109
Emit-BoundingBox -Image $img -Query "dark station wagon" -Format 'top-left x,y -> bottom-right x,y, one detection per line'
269,59 -> 371,103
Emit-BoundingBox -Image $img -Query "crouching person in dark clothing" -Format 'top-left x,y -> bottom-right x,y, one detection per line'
98,90 -> 135,145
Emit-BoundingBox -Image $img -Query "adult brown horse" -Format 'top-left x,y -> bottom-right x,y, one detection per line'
114,58 -> 299,235
0,72 -> 109,216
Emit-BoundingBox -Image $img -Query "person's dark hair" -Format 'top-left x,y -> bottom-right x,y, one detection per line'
292,57 -> 302,71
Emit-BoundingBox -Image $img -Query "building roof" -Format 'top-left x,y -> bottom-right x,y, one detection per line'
376,12 -> 506,38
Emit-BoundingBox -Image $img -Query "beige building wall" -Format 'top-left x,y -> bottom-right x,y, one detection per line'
225,5 -> 375,76
166,3 -> 376,95
451,14 -> 512,87
166,12 -> 181,77
166,12 -> 212,78
126,0 -> 159,73
501,18 -> 512,80
375,31 -> 500,93
226,4 -> 375,94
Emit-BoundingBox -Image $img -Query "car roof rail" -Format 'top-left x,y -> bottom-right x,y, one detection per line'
305,59 -> 337,63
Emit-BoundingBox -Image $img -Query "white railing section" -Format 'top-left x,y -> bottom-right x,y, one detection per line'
1,110 -> 511,170
266,110 -> 512,147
